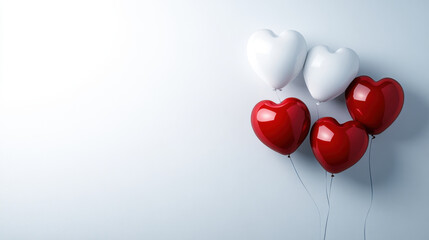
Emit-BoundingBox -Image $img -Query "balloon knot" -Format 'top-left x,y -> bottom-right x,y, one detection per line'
331,174 -> 335,178
372,135 -> 376,139
287,155 -> 291,158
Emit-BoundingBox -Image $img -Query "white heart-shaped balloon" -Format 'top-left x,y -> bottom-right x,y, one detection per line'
247,29 -> 307,90
303,45 -> 359,102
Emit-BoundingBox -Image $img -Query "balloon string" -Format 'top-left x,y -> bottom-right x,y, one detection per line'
323,172 -> 334,240
315,102 -> 320,120
364,135 -> 376,240
288,155 -> 322,240
274,89 -> 282,103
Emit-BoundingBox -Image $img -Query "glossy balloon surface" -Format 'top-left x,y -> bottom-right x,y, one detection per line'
247,29 -> 307,90
303,45 -> 359,102
310,117 -> 368,174
345,76 -> 404,135
251,98 -> 311,155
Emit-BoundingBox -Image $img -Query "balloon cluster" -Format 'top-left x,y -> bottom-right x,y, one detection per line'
248,29 -> 404,174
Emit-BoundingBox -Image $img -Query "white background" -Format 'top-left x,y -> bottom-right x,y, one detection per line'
1,0 -> 428,239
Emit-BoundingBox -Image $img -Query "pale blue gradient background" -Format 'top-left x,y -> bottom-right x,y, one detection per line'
1,0 -> 428,239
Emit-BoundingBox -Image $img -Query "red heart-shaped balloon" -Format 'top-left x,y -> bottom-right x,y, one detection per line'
345,76 -> 404,135
251,98 -> 311,155
310,117 -> 369,174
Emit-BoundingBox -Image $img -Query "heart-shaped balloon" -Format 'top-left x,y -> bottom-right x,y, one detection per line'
251,98 -> 311,155
303,45 -> 359,102
345,76 -> 404,135
310,117 -> 369,174
247,29 -> 307,90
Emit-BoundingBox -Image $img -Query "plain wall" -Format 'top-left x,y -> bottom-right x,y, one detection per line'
1,0 -> 428,239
